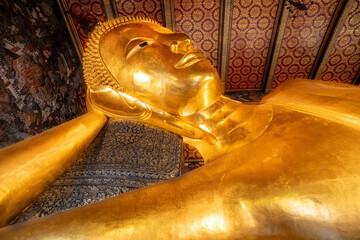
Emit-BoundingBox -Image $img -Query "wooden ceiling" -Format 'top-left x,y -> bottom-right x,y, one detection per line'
57,0 -> 360,92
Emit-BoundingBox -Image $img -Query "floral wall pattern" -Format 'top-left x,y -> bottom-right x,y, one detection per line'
174,0 -> 220,68
227,0 -> 279,90
320,0 -> 360,83
114,0 -> 162,24
272,0 -> 339,88
0,0 -> 86,148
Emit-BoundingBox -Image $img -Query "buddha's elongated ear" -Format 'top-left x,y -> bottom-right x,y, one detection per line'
87,86 -> 152,120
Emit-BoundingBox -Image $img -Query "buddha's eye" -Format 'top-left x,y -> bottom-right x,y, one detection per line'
126,38 -> 154,59
139,42 -> 148,47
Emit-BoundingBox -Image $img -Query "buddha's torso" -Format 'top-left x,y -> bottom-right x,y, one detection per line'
180,103 -> 360,239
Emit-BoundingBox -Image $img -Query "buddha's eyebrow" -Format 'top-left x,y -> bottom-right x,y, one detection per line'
125,38 -> 154,59
124,33 -> 154,45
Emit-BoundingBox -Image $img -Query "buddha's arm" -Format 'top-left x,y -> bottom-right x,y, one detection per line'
0,110 -> 107,227
1,107 -> 360,239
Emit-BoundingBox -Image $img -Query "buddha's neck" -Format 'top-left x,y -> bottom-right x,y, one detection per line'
181,96 -> 273,162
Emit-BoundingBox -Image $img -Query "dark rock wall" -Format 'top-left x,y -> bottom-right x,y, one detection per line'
0,0 -> 86,148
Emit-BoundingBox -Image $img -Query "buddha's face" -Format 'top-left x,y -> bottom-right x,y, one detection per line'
99,22 -> 223,116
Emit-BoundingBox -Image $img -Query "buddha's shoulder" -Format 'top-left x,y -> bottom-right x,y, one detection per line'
260,79 -> 360,130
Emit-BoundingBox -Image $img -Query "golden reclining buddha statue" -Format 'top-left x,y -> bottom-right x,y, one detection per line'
0,16 -> 360,239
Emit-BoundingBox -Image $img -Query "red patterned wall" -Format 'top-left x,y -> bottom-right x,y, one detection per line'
272,0 -> 339,88
174,0 -> 220,68
320,0 -> 360,83
114,0 -> 163,24
227,0 -> 279,90
65,0 -> 107,49
183,143 -> 203,160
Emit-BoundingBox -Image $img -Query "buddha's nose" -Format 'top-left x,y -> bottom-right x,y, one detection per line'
167,33 -> 193,53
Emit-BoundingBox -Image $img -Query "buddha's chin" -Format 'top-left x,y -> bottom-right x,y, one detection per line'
178,84 -> 222,117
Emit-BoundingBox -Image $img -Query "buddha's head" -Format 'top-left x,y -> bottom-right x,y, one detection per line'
83,17 -> 223,117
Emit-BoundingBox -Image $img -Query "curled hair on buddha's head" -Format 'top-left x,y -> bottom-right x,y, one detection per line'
82,16 -> 161,92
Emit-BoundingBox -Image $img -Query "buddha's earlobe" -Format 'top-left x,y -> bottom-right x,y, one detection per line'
87,86 -> 152,120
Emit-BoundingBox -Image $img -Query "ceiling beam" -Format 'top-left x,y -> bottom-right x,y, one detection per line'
352,69 -> 360,85
262,0 -> 289,94
309,0 -> 354,79
103,0 -> 117,20
56,0 -> 83,58
217,0 -> 234,87
161,0 -> 175,31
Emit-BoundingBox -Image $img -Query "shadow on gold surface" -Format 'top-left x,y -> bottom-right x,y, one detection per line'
0,17 -> 360,239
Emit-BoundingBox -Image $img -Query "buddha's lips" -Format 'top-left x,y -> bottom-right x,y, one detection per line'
175,51 -> 205,69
